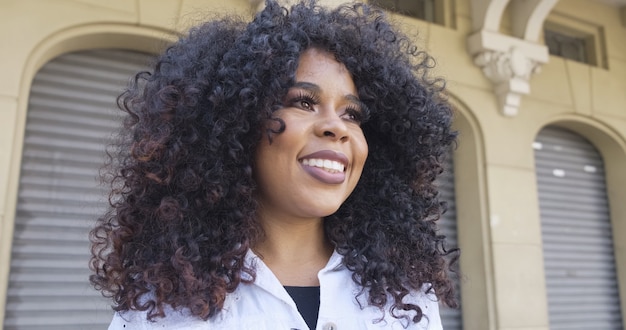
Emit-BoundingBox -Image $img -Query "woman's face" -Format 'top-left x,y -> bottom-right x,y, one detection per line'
254,48 -> 368,221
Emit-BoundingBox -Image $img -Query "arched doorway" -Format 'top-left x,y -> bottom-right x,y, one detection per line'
4,49 -> 152,330
534,126 -> 623,329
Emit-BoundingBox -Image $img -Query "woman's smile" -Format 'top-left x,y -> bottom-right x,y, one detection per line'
299,149 -> 349,184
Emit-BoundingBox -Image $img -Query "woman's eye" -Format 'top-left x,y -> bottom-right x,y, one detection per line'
299,100 -> 312,110
288,92 -> 319,111
344,108 -> 363,124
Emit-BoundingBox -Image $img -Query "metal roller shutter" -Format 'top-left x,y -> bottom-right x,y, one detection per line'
438,150 -> 462,329
4,50 -> 152,330
534,126 -> 623,329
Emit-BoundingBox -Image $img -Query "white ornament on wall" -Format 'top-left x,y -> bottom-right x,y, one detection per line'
467,0 -> 558,117
473,47 -> 542,116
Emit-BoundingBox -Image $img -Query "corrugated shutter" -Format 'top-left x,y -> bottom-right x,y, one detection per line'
534,126 -> 623,329
438,150 -> 462,329
4,49 -> 152,330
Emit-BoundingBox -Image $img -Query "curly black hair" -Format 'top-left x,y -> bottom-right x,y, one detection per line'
90,0 -> 458,325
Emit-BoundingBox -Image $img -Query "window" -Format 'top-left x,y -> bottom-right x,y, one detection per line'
370,0 -> 435,21
544,29 -> 589,64
543,13 -> 607,68
369,0 -> 452,26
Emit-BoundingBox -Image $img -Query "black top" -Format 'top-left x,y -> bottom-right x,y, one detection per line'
284,286 -> 321,330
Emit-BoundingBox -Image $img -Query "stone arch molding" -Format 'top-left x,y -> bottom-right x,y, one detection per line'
467,0 -> 558,117
22,23 -> 178,89
0,23 -> 178,323
9,22 -> 178,219
446,93 -> 497,330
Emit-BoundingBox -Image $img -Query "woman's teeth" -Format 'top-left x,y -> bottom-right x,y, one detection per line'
301,158 -> 345,173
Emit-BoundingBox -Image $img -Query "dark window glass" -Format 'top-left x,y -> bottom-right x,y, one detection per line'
370,0 -> 436,22
544,29 -> 589,64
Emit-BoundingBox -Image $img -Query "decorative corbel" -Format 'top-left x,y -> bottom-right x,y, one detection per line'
473,47 -> 542,116
467,0 -> 557,117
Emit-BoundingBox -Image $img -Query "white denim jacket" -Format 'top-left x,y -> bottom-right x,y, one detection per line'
108,250 -> 442,330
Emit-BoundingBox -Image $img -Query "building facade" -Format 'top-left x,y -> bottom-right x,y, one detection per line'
0,0 -> 625,329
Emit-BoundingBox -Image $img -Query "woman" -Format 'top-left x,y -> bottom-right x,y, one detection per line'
90,0 -> 458,329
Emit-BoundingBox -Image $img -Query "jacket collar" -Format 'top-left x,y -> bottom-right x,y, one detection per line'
241,249 -> 345,307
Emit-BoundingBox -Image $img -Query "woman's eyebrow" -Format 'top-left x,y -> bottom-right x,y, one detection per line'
291,81 -> 321,93
346,94 -> 367,110
345,94 -> 362,104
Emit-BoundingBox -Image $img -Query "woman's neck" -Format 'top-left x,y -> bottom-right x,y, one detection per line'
254,214 -> 333,286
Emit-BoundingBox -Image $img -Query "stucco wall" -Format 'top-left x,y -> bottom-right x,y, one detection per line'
1,0 -> 625,329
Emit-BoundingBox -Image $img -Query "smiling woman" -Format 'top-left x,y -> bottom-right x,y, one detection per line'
255,48 -> 368,224
90,1 -> 457,329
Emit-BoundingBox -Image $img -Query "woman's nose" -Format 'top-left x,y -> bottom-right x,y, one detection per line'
314,110 -> 349,142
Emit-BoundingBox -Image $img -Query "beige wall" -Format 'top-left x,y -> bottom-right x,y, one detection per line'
1,0 -> 625,329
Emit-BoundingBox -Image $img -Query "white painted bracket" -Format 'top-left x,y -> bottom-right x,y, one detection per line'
468,31 -> 548,116
467,0 -> 558,117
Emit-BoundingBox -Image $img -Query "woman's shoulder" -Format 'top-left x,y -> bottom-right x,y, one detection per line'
107,252 -> 443,330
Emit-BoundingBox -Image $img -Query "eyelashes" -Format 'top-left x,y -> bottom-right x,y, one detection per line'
291,91 -> 320,111
286,90 -> 366,124
344,105 -> 365,124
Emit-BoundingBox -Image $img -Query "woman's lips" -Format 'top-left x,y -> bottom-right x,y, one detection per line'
299,150 -> 349,184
